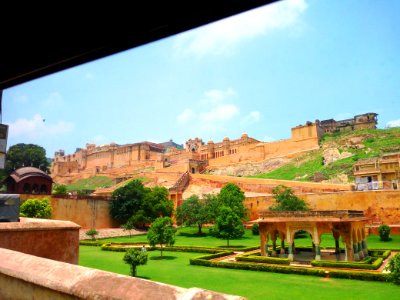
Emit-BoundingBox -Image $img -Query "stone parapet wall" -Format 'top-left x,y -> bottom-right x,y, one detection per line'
0,248 -> 244,300
0,218 -> 80,264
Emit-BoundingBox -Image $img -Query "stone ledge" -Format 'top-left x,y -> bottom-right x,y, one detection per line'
0,217 -> 80,232
0,248 -> 244,300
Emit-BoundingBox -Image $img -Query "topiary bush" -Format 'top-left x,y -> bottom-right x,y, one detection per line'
385,253 -> 400,285
85,228 -> 99,240
251,223 -> 259,235
378,224 -> 391,241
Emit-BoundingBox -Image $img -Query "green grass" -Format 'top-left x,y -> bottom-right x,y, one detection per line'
80,244 -> 400,300
249,127 -> 400,182
66,176 -> 113,192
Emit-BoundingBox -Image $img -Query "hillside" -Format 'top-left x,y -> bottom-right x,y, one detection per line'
248,127 -> 400,183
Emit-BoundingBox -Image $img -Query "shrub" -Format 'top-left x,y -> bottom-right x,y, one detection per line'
378,224 -> 391,241
251,223 -> 259,235
20,198 -> 52,219
123,248 -> 148,277
52,184 -> 68,196
85,228 -> 99,240
385,253 -> 400,285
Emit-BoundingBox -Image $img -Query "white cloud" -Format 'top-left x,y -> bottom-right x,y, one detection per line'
41,92 -> 64,108
176,88 -> 240,134
177,108 -> 195,124
199,104 -> 239,123
174,0 -> 307,57
241,111 -> 261,124
386,119 -> 400,128
9,114 -> 74,140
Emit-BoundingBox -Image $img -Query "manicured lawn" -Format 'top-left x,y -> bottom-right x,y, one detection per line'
80,227 -> 400,299
80,246 -> 400,300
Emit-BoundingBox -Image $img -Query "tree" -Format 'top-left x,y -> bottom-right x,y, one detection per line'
5,143 -> 50,174
109,179 -> 147,222
141,186 -> 173,221
123,248 -> 148,277
147,217 -> 175,257
20,198 -> 52,219
269,185 -> 309,211
176,195 -> 208,234
378,224 -> 391,241
52,184 -> 67,196
203,193 -> 220,224
121,221 -> 135,237
85,228 -> 99,240
211,206 -> 244,246
218,183 -> 247,220
386,253 -> 400,285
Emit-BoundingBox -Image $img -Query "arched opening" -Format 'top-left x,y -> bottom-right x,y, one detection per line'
191,167 -> 195,174
23,183 -> 31,193
40,184 -> 48,194
31,184 -> 39,194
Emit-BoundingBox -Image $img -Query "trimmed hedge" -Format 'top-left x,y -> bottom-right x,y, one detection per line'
236,253 -> 290,265
311,257 -> 383,270
190,258 -> 326,277
79,240 -> 104,246
368,249 -> 391,259
100,243 -> 234,254
190,257 -> 388,282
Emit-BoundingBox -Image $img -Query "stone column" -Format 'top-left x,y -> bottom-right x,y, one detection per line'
272,239 -> 277,257
358,242 -> 364,259
353,243 -> 360,261
315,243 -> 321,261
260,227 -> 267,256
335,238 -> 341,261
280,239 -> 285,255
362,240 -> 368,256
288,243 -> 294,261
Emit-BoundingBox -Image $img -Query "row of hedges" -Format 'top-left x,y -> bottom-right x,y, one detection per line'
236,252 -> 290,265
369,249 -> 391,259
311,257 -> 383,270
190,256 -> 387,282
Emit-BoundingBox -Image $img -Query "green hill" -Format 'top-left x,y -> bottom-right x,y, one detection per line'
249,127 -> 400,183
66,176 -> 113,192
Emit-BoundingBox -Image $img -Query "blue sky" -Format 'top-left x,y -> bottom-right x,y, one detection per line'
3,0 -> 400,157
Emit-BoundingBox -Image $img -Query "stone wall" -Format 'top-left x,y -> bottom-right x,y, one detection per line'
0,218 -> 80,264
0,248 -> 244,300
189,174 -> 351,194
245,190 -> 400,226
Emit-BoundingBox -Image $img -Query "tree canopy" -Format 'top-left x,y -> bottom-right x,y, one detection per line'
110,180 -> 173,226
5,143 -> 49,174
123,248 -> 148,277
217,182 -> 247,220
176,195 -> 208,234
147,216 -> 175,257
109,179 -> 147,222
269,185 -> 309,211
211,206 -> 244,246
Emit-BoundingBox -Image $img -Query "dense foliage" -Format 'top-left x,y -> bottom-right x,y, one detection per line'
20,198 -> 52,219
5,143 -> 49,174
52,183 -> 67,196
210,206 -> 245,246
85,228 -> 99,240
385,253 -> 400,285
269,185 -> 309,211
217,182 -> 247,220
147,217 -> 176,256
123,248 -> 148,277
378,224 -> 391,241
176,195 -> 208,234
109,180 -> 172,227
